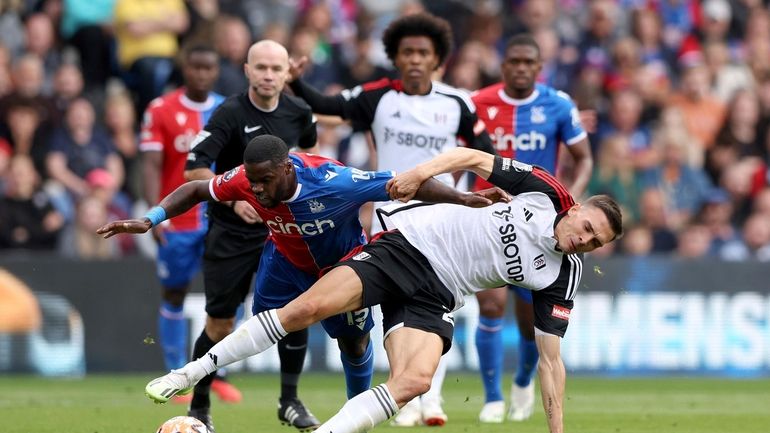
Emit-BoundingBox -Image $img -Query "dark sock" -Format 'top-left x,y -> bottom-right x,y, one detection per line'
278,329 -> 308,401
191,330 -> 217,410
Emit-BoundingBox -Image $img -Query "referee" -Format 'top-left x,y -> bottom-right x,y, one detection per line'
183,40 -> 316,433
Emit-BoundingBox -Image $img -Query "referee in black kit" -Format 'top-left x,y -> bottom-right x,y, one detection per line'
183,40 -> 317,432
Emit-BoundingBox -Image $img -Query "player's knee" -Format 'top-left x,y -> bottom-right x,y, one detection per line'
205,317 -> 235,341
161,290 -> 186,307
281,300 -> 322,328
478,300 -> 505,318
391,370 -> 432,400
337,333 -> 370,358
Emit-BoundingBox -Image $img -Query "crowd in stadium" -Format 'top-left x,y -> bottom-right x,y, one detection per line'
1,0 -> 769,260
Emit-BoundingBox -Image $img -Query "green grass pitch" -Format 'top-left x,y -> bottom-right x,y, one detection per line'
2,373 -> 768,433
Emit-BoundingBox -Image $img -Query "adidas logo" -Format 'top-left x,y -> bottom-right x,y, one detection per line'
523,207 -> 533,222
391,111 -> 401,118
208,353 -> 218,365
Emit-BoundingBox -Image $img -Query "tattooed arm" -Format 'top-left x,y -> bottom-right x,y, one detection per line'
536,333 -> 566,433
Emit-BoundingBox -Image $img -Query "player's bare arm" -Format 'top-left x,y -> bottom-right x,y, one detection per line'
96,180 -> 211,238
141,151 -> 167,245
565,138 -> 593,198
184,166 -> 261,223
535,333 -> 566,433
407,177 -> 510,208
387,148 -> 496,201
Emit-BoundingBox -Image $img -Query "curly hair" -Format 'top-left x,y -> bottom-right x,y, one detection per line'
382,13 -> 453,67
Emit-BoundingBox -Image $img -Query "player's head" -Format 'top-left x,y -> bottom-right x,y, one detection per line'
501,34 -> 542,95
554,194 -> 623,254
182,44 -> 219,96
382,13 -> 452,85
243,134 -> 295,208
244,40 -> 290,103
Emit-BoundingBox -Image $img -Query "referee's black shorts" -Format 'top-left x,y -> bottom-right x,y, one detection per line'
333,231 -> 456,354
202,221 -> 267,318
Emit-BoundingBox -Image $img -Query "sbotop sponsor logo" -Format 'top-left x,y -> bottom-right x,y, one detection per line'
383,127 -> 447,150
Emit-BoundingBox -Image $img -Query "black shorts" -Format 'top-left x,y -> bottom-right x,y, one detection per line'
202,221 -> 267,318
334,231 -> 456,354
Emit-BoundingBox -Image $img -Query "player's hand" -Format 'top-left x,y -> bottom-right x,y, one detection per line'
96,219 -> 152,238
151,224 -> 167,246
387,169 -> 428,202
233,200 -> 263,224
474,187 -> 511,204
288,56 -> 309,82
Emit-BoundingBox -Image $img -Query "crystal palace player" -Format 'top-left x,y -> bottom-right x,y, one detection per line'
139,44 -> 231,405
133,147 -> 622,433
470,34 -> 593,424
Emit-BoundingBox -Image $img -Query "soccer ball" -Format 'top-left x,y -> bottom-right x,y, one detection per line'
155,416 -> 209,433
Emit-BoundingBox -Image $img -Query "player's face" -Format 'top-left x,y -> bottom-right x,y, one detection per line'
245,47 -> 290,100
394,36 -> 439,88
554,204 -> 616,254
244,159 -> 294,208
183,51 -> 219,94
501,45 -> 542,94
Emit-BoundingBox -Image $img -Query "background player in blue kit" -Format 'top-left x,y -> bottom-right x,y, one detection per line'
139,45 -> 231,404
470,34 -> 593,423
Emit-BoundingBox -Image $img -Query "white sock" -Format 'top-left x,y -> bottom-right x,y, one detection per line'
183,310 -> 287,382
315,384 -> 398,433
423,354 -> 448,403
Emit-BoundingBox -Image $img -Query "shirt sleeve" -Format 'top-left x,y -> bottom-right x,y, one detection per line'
208,165 -> 250,202
139,101 -> 164,152
296,111 -> 318,149
487,156 -> 575,211
186,104 -> 232,170
333,166 -> 394,203
456,98 -> 496,155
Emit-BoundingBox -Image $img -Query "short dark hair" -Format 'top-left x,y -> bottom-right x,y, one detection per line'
382,13 -> 453,66
505,34 -> 541,58
584,195 -> 624,240
243,135 -> 289,165
183,43 -> 218,61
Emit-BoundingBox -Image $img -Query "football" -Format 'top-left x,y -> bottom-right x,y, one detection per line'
155,416 -> 209,433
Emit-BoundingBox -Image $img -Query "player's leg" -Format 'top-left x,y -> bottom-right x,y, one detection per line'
321,304 -> 375,399
475,287 -> 508,423
509,286 -> 538,422
251,245 -> 320,431
421,352 -> 449,426
145,265 -> 366,402
155,230 -> 205,404
314,290 -> 453,433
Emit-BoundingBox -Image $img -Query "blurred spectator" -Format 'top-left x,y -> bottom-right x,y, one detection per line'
24,13 -> 60,95
597,88 -> 655,166
212,15 -> 250,97
45,98 -> 124,216
60,0 -> 115,91
706,89 -> 763,184
675,223 -> 713,258
621,224 -> 654,256
183,0 -> 219,45
703,40 -> 755,103
719,212 -> 770,261
719,158 -> 764,224
0,0 -> 25,58
695,187 -> 739,254
51,63 -> 84,118
0,155 -> 63,250
338,32 -> 394,89
641,126 -> 712,227
637,188 -> 678,252
0,54 -> 56,128
288,25 -> 342,91
70,194 -> 118,259
2,98 -> 42,157
630,8 -> 676,79
752,187 -> 770,216
103,90 -> 138,199
113,0 -> 189,115
587,134 -> 643,222
666,63 -> 726,150
576,0 -> 620,78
